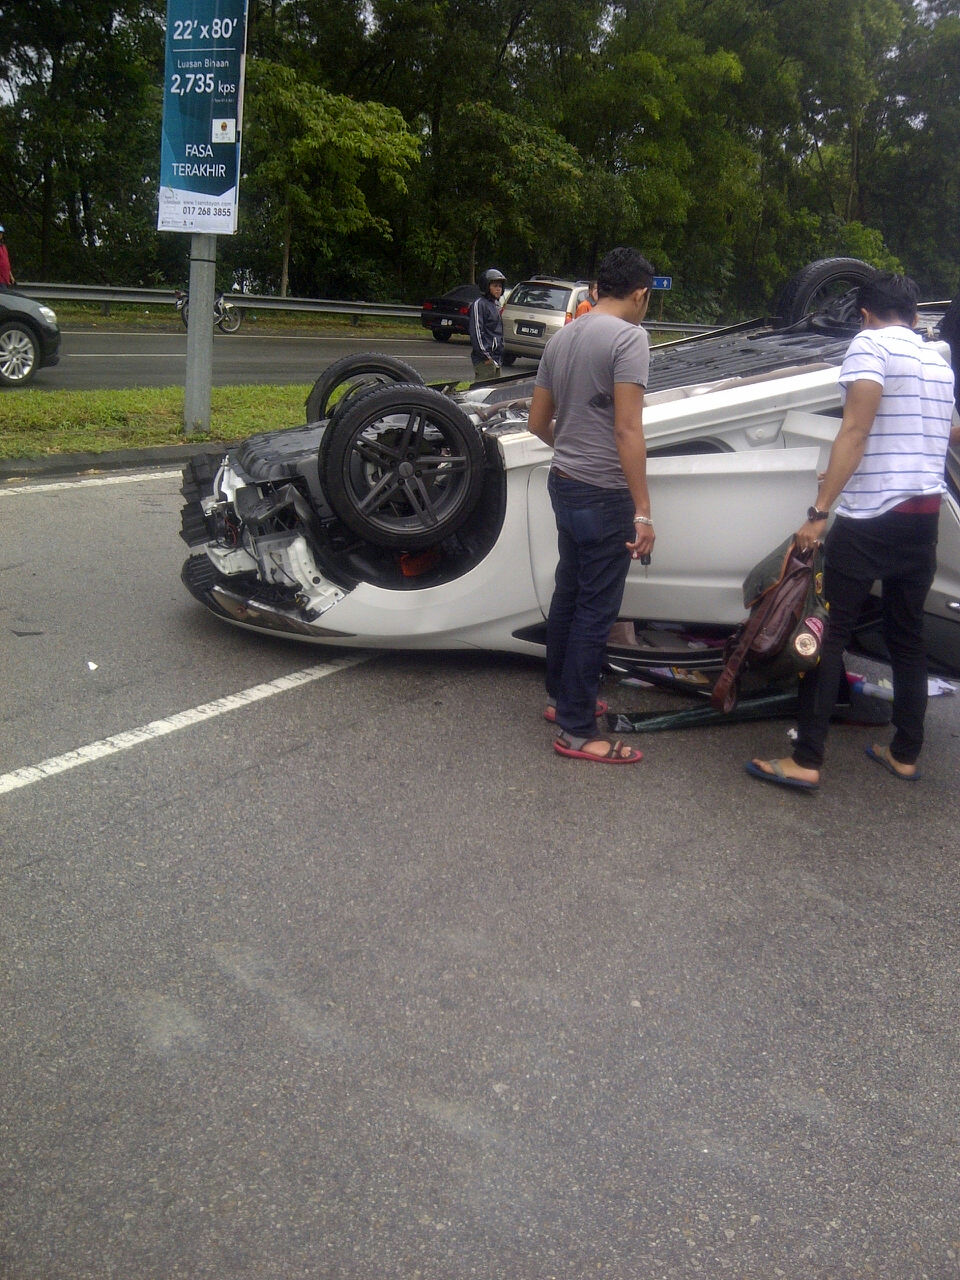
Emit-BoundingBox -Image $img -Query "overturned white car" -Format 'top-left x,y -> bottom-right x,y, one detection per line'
179,259 -> 960,675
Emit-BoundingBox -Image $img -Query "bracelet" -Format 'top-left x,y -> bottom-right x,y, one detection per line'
633,515 -> 653,526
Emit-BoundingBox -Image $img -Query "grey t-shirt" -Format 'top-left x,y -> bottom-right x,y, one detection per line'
535,312 -> 650,489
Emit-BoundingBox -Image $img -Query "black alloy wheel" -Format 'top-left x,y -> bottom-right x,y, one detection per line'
318,384 -> 487,550
775,257 -> 876,327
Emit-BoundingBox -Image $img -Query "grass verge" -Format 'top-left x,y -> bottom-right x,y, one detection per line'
0,384 -> 311,459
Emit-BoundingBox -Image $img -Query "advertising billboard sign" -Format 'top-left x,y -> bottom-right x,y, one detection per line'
158,0 -> 249,233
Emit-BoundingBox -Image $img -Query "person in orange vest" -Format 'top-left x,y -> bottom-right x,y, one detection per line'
575,281 -> 598,318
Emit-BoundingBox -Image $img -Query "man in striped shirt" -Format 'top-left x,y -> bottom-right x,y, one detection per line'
749,272 -> 960,791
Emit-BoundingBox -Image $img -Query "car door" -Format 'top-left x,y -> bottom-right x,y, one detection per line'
919,451 -> 960,672
527,446 -> 822,627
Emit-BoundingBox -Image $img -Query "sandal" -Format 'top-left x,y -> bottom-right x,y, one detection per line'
865,744 -> 920,782
744,759 -> 819,792
554,734 -> 642,764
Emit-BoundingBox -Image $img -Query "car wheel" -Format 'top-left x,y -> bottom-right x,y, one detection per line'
775,257 -> 875,326
501,352 -> 517,366
306,353 -> 424,423
432,329 -> 452,342
0,321 -> 39,386
319,383 -> 487,550
180,301 -> 189,329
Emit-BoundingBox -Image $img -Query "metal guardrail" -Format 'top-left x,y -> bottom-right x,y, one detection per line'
16,282 -> 421,319
16,282 -> 712,333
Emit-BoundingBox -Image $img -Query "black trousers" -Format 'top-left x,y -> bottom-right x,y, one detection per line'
792,510 -> 939,769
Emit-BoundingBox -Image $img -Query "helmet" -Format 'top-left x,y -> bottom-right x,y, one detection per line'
479,267 -> 506,293
0,225 -> 4,233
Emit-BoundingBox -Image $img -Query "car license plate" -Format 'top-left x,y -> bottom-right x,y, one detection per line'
517,322 -> 543,337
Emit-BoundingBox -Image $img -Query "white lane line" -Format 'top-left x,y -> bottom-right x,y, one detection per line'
66,352 -> 186,358
67,330 -> 437,345
0,656 -> 371,795
1,470 -> 185,496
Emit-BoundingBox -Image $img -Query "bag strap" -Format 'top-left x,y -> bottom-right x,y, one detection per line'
710,588 -> 783,712
710,539 -> 813,713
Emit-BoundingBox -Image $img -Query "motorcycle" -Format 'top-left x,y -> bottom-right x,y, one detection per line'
175,289 -> 242,333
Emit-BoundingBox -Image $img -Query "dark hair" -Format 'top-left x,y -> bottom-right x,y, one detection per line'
856,272 -> 920,325
596,247 -> 655,300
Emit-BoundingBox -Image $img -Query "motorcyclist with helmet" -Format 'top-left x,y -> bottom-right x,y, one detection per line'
469,267 -> 506,381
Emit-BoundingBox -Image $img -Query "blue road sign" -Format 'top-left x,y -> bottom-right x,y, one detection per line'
652,276 -> 673,290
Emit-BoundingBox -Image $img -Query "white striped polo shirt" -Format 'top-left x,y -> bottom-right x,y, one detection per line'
836,325 -> 955,518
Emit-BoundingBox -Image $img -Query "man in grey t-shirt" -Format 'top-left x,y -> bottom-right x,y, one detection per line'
527,247 -> 655,763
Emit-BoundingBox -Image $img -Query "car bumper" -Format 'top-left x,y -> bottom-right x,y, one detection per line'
420,316 -> 469,335
39,328 -> 61,368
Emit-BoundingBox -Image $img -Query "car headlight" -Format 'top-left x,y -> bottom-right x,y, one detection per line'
38,305 -> 57,325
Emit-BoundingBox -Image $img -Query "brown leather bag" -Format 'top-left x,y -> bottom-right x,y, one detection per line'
710,539 -> 818,714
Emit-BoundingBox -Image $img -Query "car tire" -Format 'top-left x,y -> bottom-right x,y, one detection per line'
501,352 -> 517,366
431,329 -> 452,342
180,301 -> 189,329
306,353 -> 424,424
319,383 -> 487,550
0,321 -> 39,386
775,257 -> 875,326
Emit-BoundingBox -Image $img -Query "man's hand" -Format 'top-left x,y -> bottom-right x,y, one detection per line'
627,520 -> 654,560
794,517 -> 826,552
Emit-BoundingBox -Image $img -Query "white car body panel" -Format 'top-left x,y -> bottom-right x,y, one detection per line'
181,333 -> 960,671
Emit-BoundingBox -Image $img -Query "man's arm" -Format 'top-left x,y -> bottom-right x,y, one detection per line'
468,299 -> 489,361
794,378 -> 882,549
527,384 -> 556,447
613,381 -> 654,559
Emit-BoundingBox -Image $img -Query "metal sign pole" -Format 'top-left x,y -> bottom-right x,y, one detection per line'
184,233 -> 217,434
157,0 -> 249,435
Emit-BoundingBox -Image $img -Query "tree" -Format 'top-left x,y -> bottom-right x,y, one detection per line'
239,58 -> 420,295
0,0 -> 166,281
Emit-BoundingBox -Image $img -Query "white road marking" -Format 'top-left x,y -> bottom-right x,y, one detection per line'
1,470 -> 184,496
66,352 -> 186,358
0,656 -> 371,795
67,330 -> 432,344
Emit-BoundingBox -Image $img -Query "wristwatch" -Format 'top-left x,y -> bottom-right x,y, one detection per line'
807,506 -> 830,522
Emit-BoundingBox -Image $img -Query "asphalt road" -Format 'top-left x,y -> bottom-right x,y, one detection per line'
33,326 -> 486,391
3,468 -> 960,1278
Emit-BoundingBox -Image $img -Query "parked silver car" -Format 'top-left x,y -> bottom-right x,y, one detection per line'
501,276 -> 592,364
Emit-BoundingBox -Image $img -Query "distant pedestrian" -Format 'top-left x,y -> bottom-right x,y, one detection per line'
469,268 -> 506,381
0,226 -> 14,290
575,281 -> 598,318
747,272 -> 960,792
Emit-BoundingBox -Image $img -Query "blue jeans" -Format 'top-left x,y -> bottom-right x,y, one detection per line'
793,510 -> 938,769
546,473 -> 634,738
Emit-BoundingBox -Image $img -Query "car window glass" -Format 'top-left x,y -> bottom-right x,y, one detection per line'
508,285 -> 570,311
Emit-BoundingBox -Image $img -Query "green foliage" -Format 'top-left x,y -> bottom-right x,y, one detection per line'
0,0 -> 167,282
239,59 -> 419,294
0,0 -> 956,315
